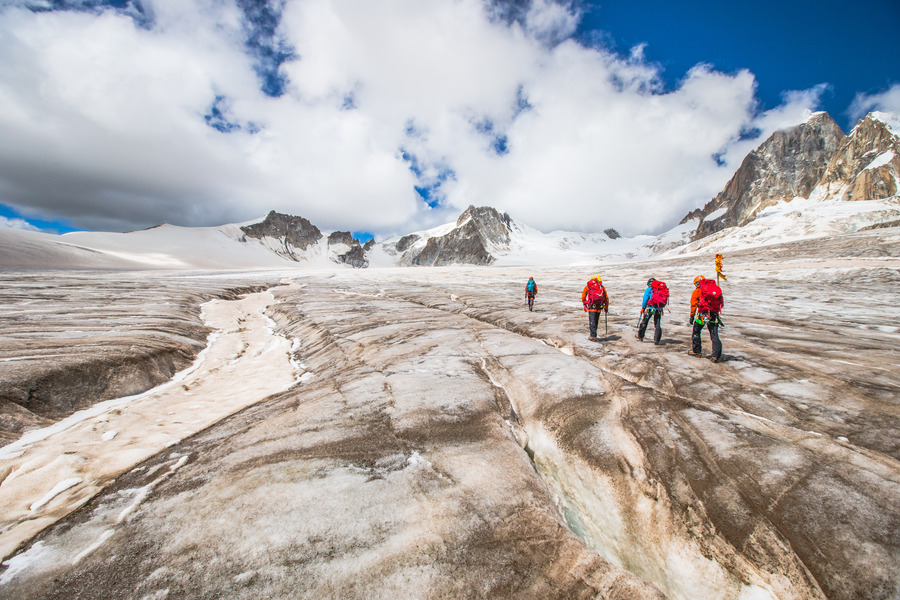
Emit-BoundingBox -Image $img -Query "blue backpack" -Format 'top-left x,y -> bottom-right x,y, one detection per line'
526,280 -> 536,293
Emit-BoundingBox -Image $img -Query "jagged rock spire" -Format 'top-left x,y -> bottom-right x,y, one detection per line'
685,112 -> 845,239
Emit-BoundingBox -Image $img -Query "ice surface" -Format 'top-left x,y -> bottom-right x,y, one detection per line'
0,228 -> 898,600
0,290 -> 297,559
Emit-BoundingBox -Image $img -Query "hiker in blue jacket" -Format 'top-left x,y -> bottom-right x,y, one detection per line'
525,277 -> 538,311
637,278 -> 667,345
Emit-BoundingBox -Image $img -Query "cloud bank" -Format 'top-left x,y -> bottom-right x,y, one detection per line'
849,84 -> 900,123
0,0 -> 829,236
0,216 -> 39,231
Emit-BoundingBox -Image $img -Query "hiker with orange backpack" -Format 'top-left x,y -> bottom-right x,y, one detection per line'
582,275 -> 609,342
637,278 -> 668,345
525,277 -> 538,311
688,275 -> 724,362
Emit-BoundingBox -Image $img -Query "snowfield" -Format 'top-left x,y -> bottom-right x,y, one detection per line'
1,227 -> 898,600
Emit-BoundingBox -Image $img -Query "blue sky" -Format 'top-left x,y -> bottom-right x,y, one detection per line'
577,0 -> 900,132
0,0 -> 897,237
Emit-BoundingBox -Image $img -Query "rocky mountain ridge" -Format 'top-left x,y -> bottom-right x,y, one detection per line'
400,205 -> 514,266
240,210 -> 373,268
237,111 -> 898,267
810,111 -> 900,203
1,113 -> 897,271
684,111 -> 900,241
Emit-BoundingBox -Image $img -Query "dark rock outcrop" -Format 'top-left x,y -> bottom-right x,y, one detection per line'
337,245 -> 369,268
240,213 -> 371,267
413,220 -> 495,266
458,205 -> 513,246
604,228 -> 621,239
409,205 -> 513,266
241,211 -> 323,253
328,231 -> 370,268
327,231 -> 356,246
395,234 -> 420,252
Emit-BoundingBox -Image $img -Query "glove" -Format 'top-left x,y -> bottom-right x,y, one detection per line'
688,316 -> 694,326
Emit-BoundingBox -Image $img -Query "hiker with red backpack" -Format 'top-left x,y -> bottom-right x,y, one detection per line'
637,278 -> 668,345
582,275 -> 609,342
688,275 -> 724,362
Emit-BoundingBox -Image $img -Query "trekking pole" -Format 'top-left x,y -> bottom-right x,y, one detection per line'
605,309 -> 608,335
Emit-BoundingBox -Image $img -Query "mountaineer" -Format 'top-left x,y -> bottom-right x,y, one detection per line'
581,275 -> 609,342
688,275 -> 724,363
525,277 -> 538,311
715,253 -> 727,283
637,277 -> 668,345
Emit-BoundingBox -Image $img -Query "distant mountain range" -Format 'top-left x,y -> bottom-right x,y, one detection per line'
2,112 -> 898,270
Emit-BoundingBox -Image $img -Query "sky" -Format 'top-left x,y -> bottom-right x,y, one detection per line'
0,0 -> 897,238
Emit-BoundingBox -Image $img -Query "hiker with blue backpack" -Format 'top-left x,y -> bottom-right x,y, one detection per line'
688,275 -> 724,363
637,278 -> 668,345
525,277 -> 538,311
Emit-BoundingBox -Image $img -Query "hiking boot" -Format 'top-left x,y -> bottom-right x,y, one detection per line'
654,341 -> 660,346
635,334 -> 642,341
686,350 -> 702,357
709,356 -> 721,363
588,336 -> 598,342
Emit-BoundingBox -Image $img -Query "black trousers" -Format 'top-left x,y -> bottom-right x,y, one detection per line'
638,307 -> 662,343
692,316 -> 722,359
588,311 -> 601,337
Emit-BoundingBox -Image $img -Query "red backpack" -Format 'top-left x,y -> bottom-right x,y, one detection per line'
585,279 -> 607,308
698,279 -> 723,313
649,280 -> 669,307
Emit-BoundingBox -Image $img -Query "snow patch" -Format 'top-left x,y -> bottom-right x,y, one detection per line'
863,150 -> 895,171
668,197 -> 900,256
0,542 -> 49,584
872,111 -> 900,138
117,455 -> 189,525
72,529 -> 115,565
703,207 -> 728,221
30,478 -> 83,512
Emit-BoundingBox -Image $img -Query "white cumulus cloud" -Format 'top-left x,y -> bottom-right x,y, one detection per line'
849,84 -> 900,123
0,216 -> 40,231
0,0 -> 824,236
